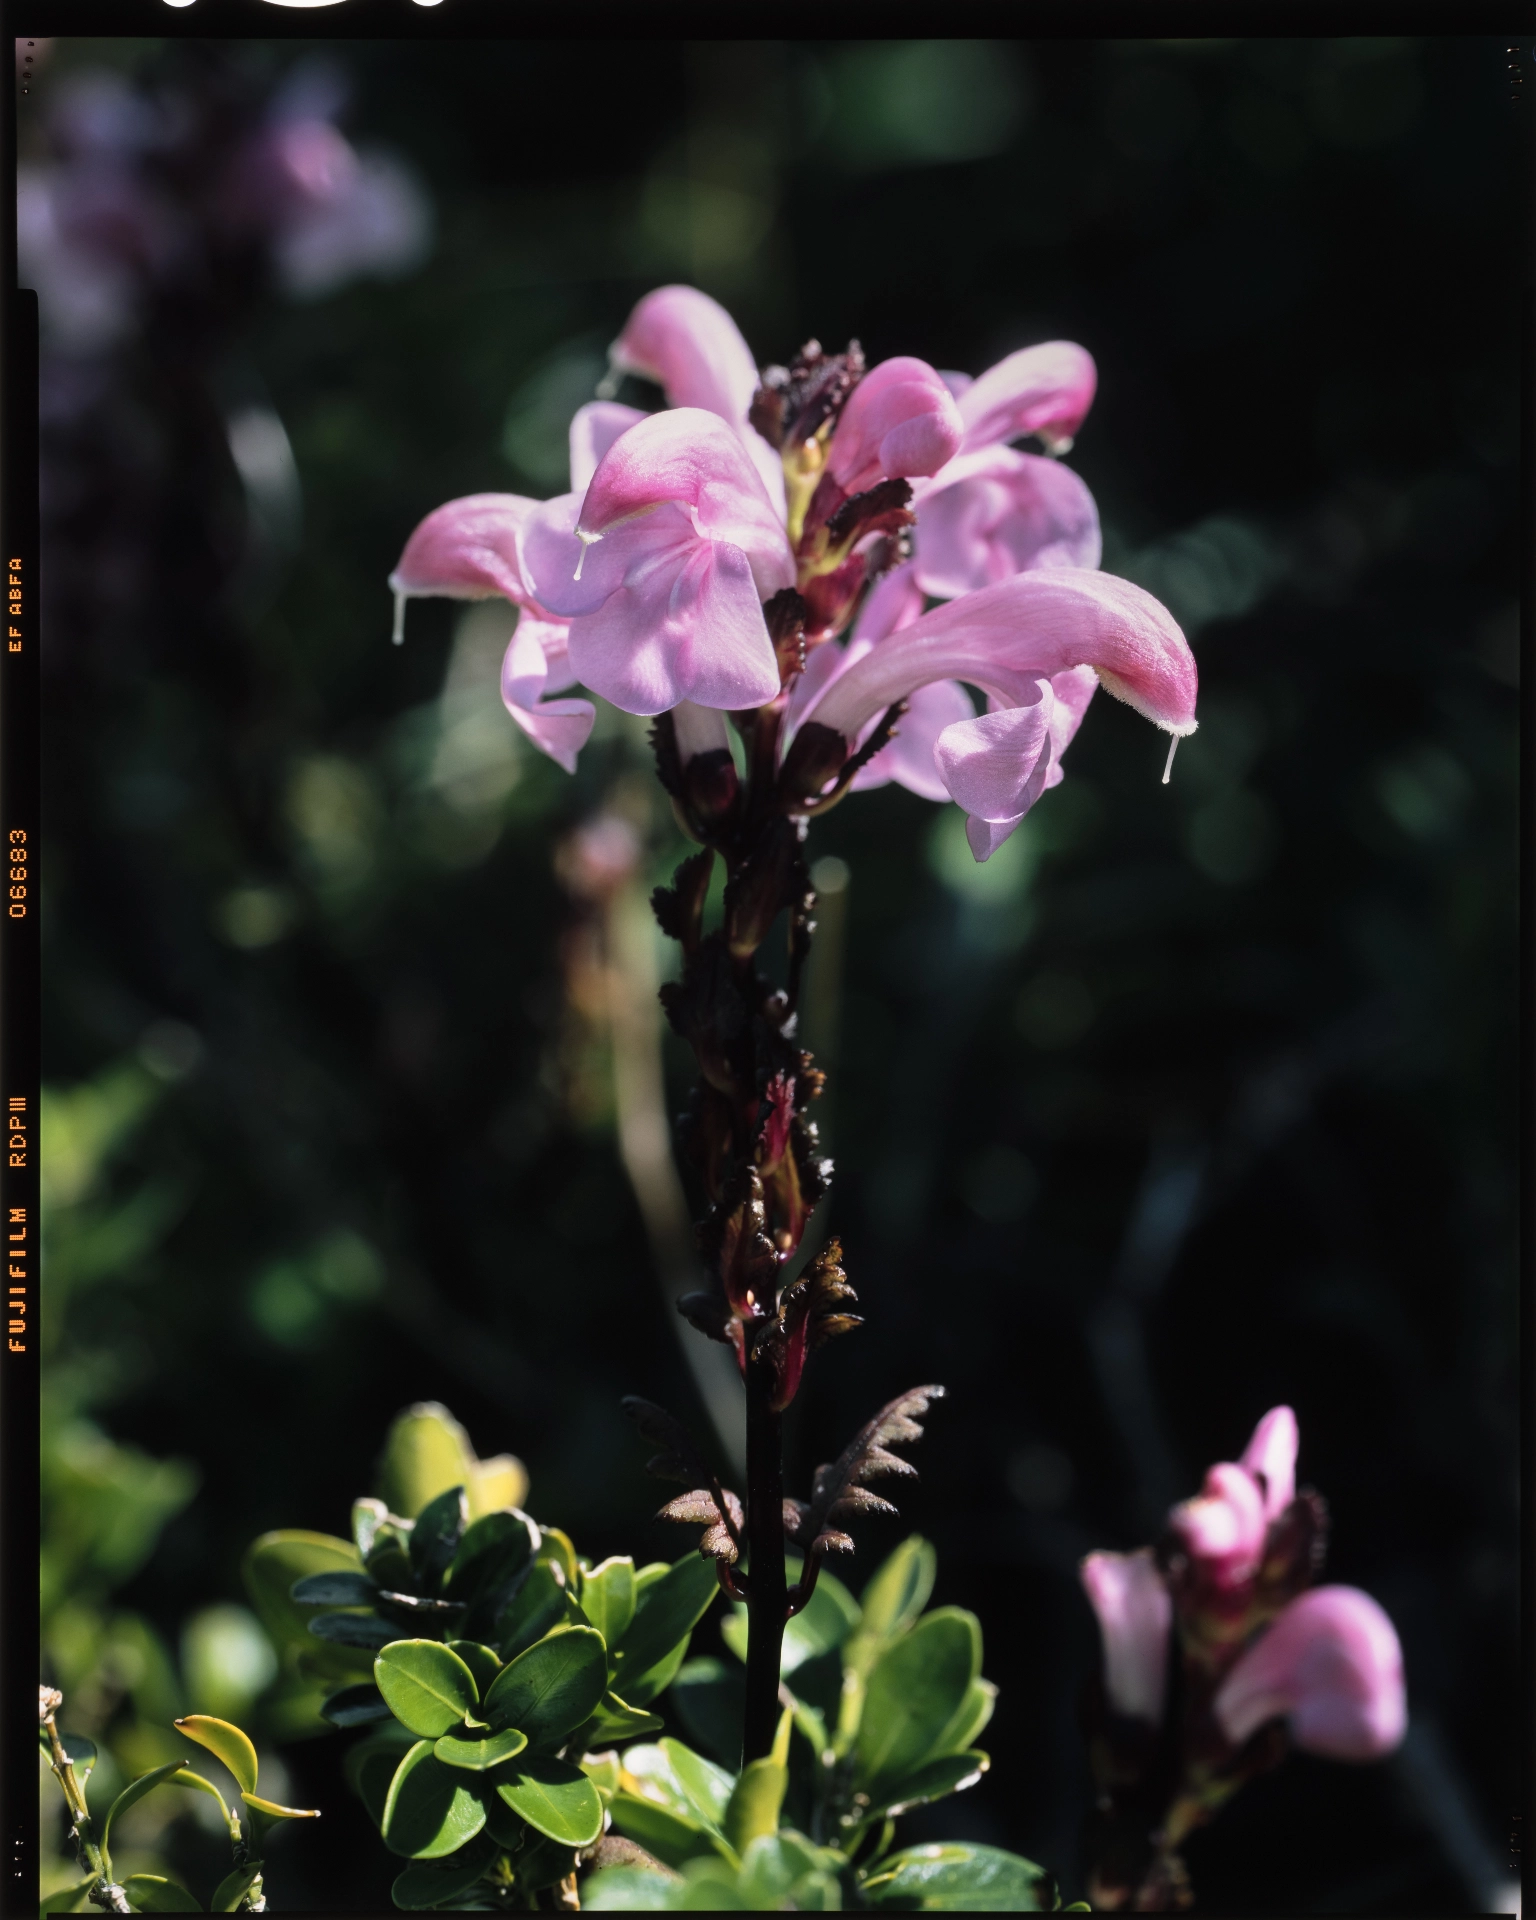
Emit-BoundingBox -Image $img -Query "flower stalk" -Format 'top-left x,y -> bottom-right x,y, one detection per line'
40,1687 -> 131,1915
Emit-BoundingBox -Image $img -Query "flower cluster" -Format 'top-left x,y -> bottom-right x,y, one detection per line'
1080,1407 -> 1406,1910
391,284 -> 1197,862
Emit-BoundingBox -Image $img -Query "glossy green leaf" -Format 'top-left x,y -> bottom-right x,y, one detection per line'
667,1658 -> 745,1770
494,1757 -> 603,1847
721,1567 -> 858,1679
581,1556 -> 637,1651
166,1768 -> 230,1823
390,1831 -> 498,1910
738,1833 -> 845,1909
378,1403 -> 477,1522
854,1609 -> 979,1790
432,1725 -> 528,1771
375,1640 -> 480,1738
241,1790 -> 322,1851
613,1554 -> 719,1692
484,1626 -> 607,1748
346,1726 -> 419,1831
352,1496 -> 390,1559
619,1636 -> 690,1709
481,1790 -> 526,1849
409,1486 -> 468,1590
242,1530 -> 368,1679
577,1691 -> 665,1746
445,1510 -> 538,1602
722,1711 -> 790,1853
854,1537 -> 936,1663
307,1610 -> 397,1650
321,1681 -> 392,1729
446,1640 -> 503,1696
39,1875 -> 96,1913
209,1865 -> 261,1913
174,1715 -> 258,1794
119,1873 -> 201,1913
609,1792 -> 717,1871
582,1751 -> 622,1799
933,1678 -> 997,1757
866,1749 -> 989,1819
494,1562 -> 576,1659
290,1570 -> 378,1608
535,1526 -> 579,1588
381,1740 -> 488,1859
102,1763 -> 189,1866
582,1865 -> 683,1910
858,1841 -> 1055,1910
513,1829 -> 584,1895
659,1738 -> 733,1830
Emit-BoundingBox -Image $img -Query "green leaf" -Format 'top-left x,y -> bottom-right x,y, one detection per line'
738,1833 -> 845,1910
381,1741 -> 488,1859
241,1790 -> 322,1851
166,1768 -> 230,1823
853,1537 -> 936,1667
535,1527 -> 580,1589
352,1496 -> 390,1559
347,1726 -> 419,1830
658,1738 -> 733,1831
865,1750 -> 989,1819
619,1636 -> 690,1709
390,1832 -> 498,1910
481,1791 -> 526,1849
722,1711 -> 790,1854
581,1556 -> 637,1652
445,1511 -> 538,1604
577,1691 -> 665,1747
513,1829 -> 584,1894
446,1641 -> 503,1696
209,1865 -> 261,1913
613,1555 -> 719,1693
307,1610 -> 398,1651
582,1866 -> 684,1910
102,1763 -> 189,1867
375,1640 -> 481,1739
378,1403 -> 477,1521
494,1757 -> 603,1847
119,1874 -> 201,1914
933,1679 -> 996,1758
609,1793 -> 717,1871
582,1751 -> 622,1799
667,1658 -> 745,1770
409,1486 -> 468,1590
854,1609 -> 979,1791
242,1530 -> 368,1679
290,1570 -> 378,1608
39,1878 -> 96,1914
432,1726 -> 528,1771
173,1715 -> 258,1794
494,1562 -> 576,1659
321,1682 -> 393,1729
483,1626 -> 607,1748
858,1842 -> 1055,1911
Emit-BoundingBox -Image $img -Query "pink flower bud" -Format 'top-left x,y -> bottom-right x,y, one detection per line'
1169,1460 -> 1269,1586
826,356 -> 964,494
1213,1586 -> 1407,1760
1081,1548 -> 1173,1724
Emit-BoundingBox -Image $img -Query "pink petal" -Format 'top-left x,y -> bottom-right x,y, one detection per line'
852,678 -> 976,801
672,698 -> 731,764
966,814 -> 1026,862
1213,1587 -> 1407,1760
1081,1549 -> 1173,1724
388,492 -> 540,640
827,356 -> 964,494
501,611 -> 594,775
912,447 -> 1101,601
566,533 -> 779,717
611,284 -> 760,430
568,400 -> 647,493
804,569 -> 1196,745
851,560 -> 926,645
933,697 -> 1053,823
1169,1461 -> 1269,1582
1240,1406 -> 1299,1523
958,341 -> 1098,455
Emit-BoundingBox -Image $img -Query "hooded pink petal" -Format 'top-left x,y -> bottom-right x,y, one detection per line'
568,400 -> 647,494
827,356 -> 964,494
912,447 -> 1102,601
501,611 -> 594,775
958,341 -> 1098,455
1081,1548 -> 1173,1724
933,696 -> 1054,824
1213,1587 -> 1407,1760
1240,1406 -> 1299,1524
388,492 -> 540,641
804,569 -> 1196,745
1170,1461 -> 1269,1584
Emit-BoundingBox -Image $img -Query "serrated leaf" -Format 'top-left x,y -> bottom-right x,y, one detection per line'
209,1865 -> 261,1913
173,1716 -> 258,1795
390,1833 -> 498,1910
381,1741 -> 487,1859
582,1556 -> 637,1651
446,1641 -> 503,1697
102,1763 -> 190,1867
613,1554 -> 719,1691
243,1530 -> 368,1680
290,1570 -> 378,1608
321,1682 -> 393,1729
484,1626 -> 607,1748
858,1841 -> 1054,1910
409,1487 -> 468,1590
375,1641 -> 480,1739
307,1610 -> 398,1650
432,1726 -> 528,1771
119,1873 -> 201,1913
854,1609 -> 979,1791
494,1757 -> 604,1847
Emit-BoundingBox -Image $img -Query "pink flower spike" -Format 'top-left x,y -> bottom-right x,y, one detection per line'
957,341 -> 1098,456
1170,1460 -> 1269,1582
569,400 -> 647,494
388,492 -> 542,643
1240,1406 -> 1300,1523
1213,1587 -> 1407,1760
1081,1549 -> 1173,1724
912,446 -> 1102,601
827,356 -> 964,494
501,611 -> 594,775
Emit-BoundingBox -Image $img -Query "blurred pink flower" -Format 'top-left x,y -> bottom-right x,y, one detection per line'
1082,1548 -> 1173,1724
1213,1586 -> 1407,1760
1169,1404 -> 1300,1588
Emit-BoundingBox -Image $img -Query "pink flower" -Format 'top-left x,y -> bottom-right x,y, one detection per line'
1213,1586 -> 1407,1760
953,340 -> 1098,458
1081,1548 -> 1173,1724
1168,1406 -> 1299,1588
500,612 -> 594,776
523,407 -> 793,716
824,355 -> 964,494
795,569 -> 1197,859
911,445 -> 1101,601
